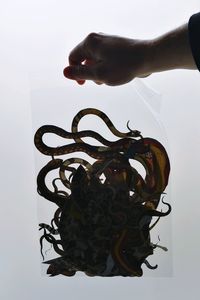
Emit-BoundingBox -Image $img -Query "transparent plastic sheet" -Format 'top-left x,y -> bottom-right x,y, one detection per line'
31,80 -> 172,277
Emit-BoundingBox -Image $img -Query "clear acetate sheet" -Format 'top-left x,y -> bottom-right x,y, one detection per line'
31,79 -> 172,277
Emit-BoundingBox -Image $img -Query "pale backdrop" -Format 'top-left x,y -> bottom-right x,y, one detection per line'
0,1 -> 200,299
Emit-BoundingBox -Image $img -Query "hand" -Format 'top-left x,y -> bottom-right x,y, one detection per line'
63,24 -> 197,86
63,33 -> 151,86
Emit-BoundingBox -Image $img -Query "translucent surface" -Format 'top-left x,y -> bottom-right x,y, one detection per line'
31,80 -> 172,277
2,1 -> 200,298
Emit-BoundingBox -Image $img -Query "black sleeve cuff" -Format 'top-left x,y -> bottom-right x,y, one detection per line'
188,12 -> 200,71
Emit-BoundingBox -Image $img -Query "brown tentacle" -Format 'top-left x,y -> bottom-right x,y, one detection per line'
59,158 -> 92,188
145,198 -> 171,217
34,124 -> 139,157
130,138 -> 170,209
144,259 -> 158,269
51,208 -> 62,228
40,228 -> 64,260
71,108 -> 141,143
37,159 -> 67,208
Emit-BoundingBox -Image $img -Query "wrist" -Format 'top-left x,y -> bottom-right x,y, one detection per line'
128,39 -> 155,77
147,24 -> 197,73
140,39 -> 155,76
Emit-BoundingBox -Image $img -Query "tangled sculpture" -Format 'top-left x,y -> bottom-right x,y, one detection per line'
34,108 -> 171,277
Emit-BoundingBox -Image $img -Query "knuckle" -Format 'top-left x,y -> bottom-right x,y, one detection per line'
87,32 -> 99,40
85,32 -> 101,49
105,81 -> 115,86
94,80 -> 103,85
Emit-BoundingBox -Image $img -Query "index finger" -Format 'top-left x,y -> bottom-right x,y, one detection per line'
68,40 -> 89,65
68,32 -> 100,65
67,40 -> 88,84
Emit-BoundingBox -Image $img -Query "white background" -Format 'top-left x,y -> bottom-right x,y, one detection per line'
1,0 -> 200,299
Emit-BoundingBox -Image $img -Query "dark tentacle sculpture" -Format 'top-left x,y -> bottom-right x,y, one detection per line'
34,108 -> 171,277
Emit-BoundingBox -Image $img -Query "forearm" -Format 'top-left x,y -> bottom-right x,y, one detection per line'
64,14 -> 199,86
144,23 -> 197,74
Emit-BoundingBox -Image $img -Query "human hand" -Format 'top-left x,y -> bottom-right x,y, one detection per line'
63,33 -> 151,86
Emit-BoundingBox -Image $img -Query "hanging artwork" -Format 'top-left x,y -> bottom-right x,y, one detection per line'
34,108 -> 171,277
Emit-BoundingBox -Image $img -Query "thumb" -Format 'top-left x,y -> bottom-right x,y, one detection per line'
63,65 -> 96,81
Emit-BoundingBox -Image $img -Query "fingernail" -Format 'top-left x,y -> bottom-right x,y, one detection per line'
77,80 -> 85,85
63,67 -> 75,79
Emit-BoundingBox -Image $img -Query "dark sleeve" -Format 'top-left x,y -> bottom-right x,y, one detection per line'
188,12 -> 200,71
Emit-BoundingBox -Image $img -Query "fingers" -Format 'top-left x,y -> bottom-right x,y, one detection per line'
68,33 -> 100,65
69,43 -> 87,66
63,63 -> 104,85
63,65 -> 103,85
63,66 -> 82,84
64,33 -> 103,85
68,37 -> 90,65
67,42 -> 88,85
